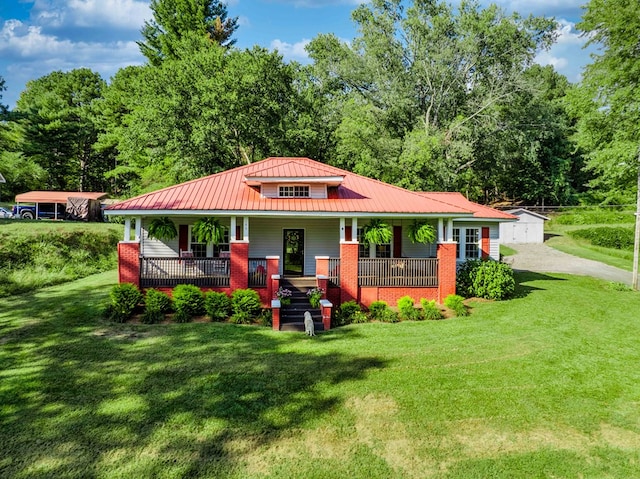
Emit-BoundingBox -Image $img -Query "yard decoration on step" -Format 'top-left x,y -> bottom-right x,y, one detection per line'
147,216 -> 178,241
192,217 -> 227,245
407,220 -> 436,244
276,287 -> 292,305
306,287 -> 325,308
362,218 -> 392,246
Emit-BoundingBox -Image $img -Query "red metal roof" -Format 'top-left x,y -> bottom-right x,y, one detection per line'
15,191 -> 109,203
107,157 -> 508,218
418,192 -> 517,220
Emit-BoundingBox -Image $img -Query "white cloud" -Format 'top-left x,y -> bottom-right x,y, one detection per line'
534,51 -> 568,70
270,0 -> 364,6
270,38 -> 310,61
31,0 -> 151,31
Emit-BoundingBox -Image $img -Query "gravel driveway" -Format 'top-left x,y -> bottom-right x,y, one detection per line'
503,243 -> 633,285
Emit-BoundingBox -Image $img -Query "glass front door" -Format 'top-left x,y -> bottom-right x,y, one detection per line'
283,229 -> 304,276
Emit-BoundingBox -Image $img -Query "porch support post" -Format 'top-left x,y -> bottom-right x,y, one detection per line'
340,241 -> 359,304
437,242 -> 457,303
243,216 -> 249,241
446,219 -> 454,242
315,256 -> 329,277
230,239 -> 249,291
351,218 -> 358,235
266,257 -> 280,300
118,241 -> 140,288
339,218 -> 346,242
271,274 -> 281,300
438,218 -> 444,243
230,217 -> 237,242
124,218 -> 131,242
135,216 -> 142,241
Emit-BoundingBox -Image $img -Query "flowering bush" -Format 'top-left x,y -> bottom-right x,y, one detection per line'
276,287 -> 292,305
306,287 -> 325,308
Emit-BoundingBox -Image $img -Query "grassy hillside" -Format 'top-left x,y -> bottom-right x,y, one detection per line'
1,270 -> 640,478
0,219 -> 122,297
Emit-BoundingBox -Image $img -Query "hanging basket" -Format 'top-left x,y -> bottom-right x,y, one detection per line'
407,220 -> 436,244
147,216 -> 178,241
362,219 -> 393,246
192,217 -> 227,245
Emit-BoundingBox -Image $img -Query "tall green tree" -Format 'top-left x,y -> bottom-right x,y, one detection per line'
15,68 -> 110,192
571,0 -> 640,203
139,0 -> 238,65
100,37 -> 303,194
308,0 -> 560,203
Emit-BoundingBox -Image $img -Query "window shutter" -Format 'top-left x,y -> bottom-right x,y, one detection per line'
393,226 -> 402,258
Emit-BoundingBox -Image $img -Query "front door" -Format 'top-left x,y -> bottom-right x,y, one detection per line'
283,229 -> 304,276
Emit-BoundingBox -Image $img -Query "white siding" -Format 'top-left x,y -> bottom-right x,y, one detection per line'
249,217 -> 341,275
140,218 -> 180,257
500,211 -> 545,244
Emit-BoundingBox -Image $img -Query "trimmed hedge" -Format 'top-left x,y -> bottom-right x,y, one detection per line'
172,284 -> 205,323
569,227 -> 634,250
108,283 -> 142,323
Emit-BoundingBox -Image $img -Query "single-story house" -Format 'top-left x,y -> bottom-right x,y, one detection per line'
106,157 -> 515,330
499,208 -> 549,244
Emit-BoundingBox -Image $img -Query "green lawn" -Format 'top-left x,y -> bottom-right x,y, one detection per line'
2,271 -> 640,478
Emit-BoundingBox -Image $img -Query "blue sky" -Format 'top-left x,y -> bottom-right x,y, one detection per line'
0,0 -> 593,109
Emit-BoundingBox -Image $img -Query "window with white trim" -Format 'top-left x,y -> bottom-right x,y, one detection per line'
453,227 -> 480,260
279,185 -> 310,197
189,227 -> 229,258
357,227 -> 392,258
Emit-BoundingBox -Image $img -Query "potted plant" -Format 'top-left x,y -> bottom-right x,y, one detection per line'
361,219 -> 392,246
407,220 -> 436,244
306,287 -> 325,308
192,217 -> 227,245
147,216 -> 178,241
276,287 -> 292,305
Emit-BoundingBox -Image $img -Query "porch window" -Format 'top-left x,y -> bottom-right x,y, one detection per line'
357,228 -> 392,258
453,227 -> 480,260
279,185 -> 310,198
188,227 -> 229,258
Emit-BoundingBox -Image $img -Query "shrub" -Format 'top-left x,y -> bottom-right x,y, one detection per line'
231,289 -> 262,324
335,300 -> 361,326
553,209 -> 635,225
397,295 -> 421,321
368,300 -> 388,321
420,298 -> 443,320
172,284 -> 205,323
378,308 -> 399,323
256,309 -> 272,327
205,291 -> 231,321
109,283 -> 142,323
444,294 -> 468,317
456,259 -> 515,300
351,310 -> 369,324
569,227 -> 634,250
142,288 -> 172,324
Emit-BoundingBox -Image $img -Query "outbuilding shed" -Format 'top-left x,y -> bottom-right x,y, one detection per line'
499,208 -> 549,244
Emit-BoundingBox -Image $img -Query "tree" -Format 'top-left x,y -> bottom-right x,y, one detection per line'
15,69 -> 110,192
307,0 -> 560,203
571,0 -> 640,203
100,37 -> 302,194
139,0 -> 238,65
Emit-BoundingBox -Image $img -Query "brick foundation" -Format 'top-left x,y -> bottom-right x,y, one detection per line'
230,242 -> 249,291
360,287 -> 439,308
437,242 -> 457,302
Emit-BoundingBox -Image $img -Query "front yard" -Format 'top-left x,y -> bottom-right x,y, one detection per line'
1,270 -> 640,478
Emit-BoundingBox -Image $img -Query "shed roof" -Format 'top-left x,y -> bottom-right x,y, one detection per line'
505,208 -> 550,221
107,157 -> 511,220
15,191 -> 109,204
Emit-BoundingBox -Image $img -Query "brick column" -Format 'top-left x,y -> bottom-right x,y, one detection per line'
315,256 -> 329,277
316,275 -> 328,297
230,242 -> 249,291
320,299 -> 332,331
340,242 -> 359,304
271,299 -> 281,331
437,242 -> 457,303
481,227 -> 490,259
118,241 -> 140,288
266,256 -> 280,300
